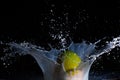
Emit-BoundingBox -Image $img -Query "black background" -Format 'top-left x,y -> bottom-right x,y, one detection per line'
0,0 -> 120,80
0,0 -> 120,42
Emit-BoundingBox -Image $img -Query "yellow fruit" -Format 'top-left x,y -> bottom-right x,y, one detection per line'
67,70 -> 80,76
62,50 -> 81,72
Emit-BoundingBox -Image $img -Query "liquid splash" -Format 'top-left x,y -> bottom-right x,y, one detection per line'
0,36 -> 120,80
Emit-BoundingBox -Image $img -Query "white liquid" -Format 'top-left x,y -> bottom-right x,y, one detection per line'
2,36 -> 120,80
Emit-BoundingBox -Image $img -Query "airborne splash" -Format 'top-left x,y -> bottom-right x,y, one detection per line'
0,36 -> 120,80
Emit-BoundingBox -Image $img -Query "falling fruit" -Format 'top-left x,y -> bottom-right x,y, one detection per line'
62,50 -> 81,72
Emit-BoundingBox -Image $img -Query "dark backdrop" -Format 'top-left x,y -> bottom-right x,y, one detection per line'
0,0 -> 120,80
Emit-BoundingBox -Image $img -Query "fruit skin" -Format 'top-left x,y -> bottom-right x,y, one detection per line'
62,50 -> 81,72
